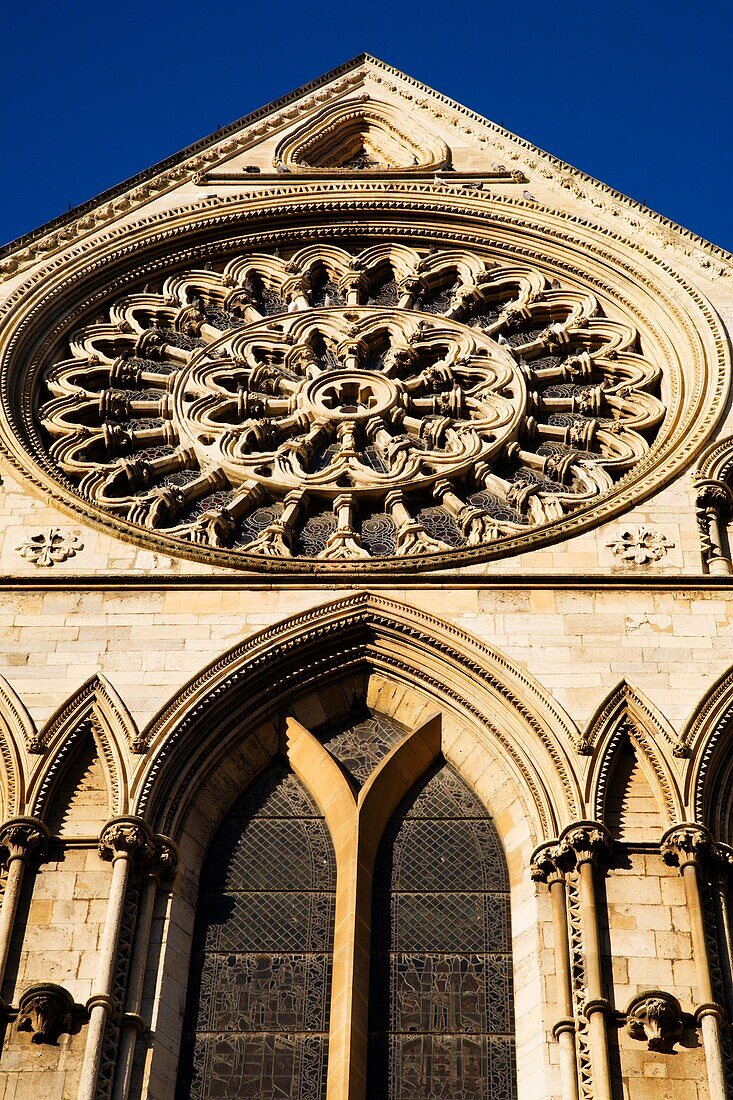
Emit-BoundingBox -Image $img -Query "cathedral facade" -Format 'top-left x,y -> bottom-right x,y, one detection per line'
0,55 -> 731,1099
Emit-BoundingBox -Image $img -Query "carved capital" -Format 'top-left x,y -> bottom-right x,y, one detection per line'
626,990 -> 684,1052
17,983 -> 74,1044
0,818 -> 48,865
693,476 -> 733,517
559,821 -> 611,868
661,824 -> 712,869
98,816 -> 152,862
530,841 -> 572,884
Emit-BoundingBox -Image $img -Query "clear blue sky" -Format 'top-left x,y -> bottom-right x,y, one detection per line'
3,1 -> 732,251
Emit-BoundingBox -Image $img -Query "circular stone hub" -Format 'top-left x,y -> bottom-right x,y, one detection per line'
172,306 -> 526,497
302,371 -> 399,421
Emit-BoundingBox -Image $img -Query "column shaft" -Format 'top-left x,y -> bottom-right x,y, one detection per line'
111,873 -> 157,1100
548,876 -> 580,1100
0,819 -> 47,997
78,854 -> 130,1100
0,858 -> 25,991
576,859 -> 613,1100
77,817 -> 150,1100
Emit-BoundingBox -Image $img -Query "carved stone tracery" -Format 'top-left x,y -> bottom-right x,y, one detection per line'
36,241 -> 665,568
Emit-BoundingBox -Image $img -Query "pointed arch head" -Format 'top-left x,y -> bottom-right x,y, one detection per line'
683,666 -> 733,840
27,674 -> 134,822
0,675 -> 32,818
132,593 -> 582,843
694,434 -> 733,483
583,679 -> 682,831
274,97 -> 450,172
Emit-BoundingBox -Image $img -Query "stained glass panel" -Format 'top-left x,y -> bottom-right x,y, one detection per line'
321,713 -> 407,787
177,764 -> 335,1099
368,763 -> 516,1099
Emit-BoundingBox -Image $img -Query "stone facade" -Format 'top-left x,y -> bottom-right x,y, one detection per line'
0,54 -> 731,1100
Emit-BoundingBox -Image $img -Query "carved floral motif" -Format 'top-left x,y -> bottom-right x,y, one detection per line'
606,526 -> 673,565
16,529 -> 83,568
98,817 -> 151,861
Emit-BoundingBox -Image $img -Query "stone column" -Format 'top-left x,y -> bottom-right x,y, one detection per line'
661,825 -> 727,1100
559,822 -> 613,1100
112,836 -> 177,1100
78,817 -> 151,1100
0,818 -> 48,996
531,841 -> 579,1100
694,478 -> 733,576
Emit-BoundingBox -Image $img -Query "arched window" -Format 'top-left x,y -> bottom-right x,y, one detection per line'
177,763 -> 336,1099
368,763 -> 516,1099
176,718 -> 515,1099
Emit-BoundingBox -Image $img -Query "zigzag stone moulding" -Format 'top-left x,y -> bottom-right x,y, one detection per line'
0,193 -> 727,574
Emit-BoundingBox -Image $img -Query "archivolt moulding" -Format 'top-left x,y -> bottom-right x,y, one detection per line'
274,96 -> 451,171
582,680 -> 681,829
129,592 -> 582,840
683,665 -> 733,839
0,675 -> 30,818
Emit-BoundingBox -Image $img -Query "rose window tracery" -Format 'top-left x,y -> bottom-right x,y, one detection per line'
37,242 -> 665,567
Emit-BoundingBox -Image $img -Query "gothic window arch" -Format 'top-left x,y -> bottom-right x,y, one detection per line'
176,763 -> 336,1099
368,763 -> 515,1099
176,713 -> 516,1099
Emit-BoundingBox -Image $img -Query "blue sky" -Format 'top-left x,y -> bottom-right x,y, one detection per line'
2,1 -> 732,251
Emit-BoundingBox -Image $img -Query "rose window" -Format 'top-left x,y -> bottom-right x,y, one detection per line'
37,243 -> 665,566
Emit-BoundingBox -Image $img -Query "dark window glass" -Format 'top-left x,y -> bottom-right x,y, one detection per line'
368,763 -> 516,1099
177,764 -> 336,1100
321,713 -> 407,788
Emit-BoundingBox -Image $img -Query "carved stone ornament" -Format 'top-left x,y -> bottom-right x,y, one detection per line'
0,817 -> 48,863
606,526 -> 674,565
16,529 -> 83,567
626,990 -> 684,1052
149,835 -> 178,881
17,983 -> 74,1044
661,823 -> 712,868
559,821 -> 612,867
98,816 -> 152,861
530,841 -> 571,883
17,239 -> 672,572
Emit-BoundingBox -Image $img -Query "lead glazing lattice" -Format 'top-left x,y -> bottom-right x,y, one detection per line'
368,763 -> 516,1099
321,712 -> 408,787
38,241 -> 664,568
177,765 -> 335,1100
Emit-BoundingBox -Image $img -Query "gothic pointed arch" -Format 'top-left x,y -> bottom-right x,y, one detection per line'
0,674 -> 30,817
132,593 -> 583,842
683,665 -> 733,840
274,97 -> 450,171
583,680 -> 681,832
27,674 -> 131,823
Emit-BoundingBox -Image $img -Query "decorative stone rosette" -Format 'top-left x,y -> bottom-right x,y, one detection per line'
32,241 -> 665,569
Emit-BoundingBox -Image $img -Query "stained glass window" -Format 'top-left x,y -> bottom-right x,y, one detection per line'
176,765 -> 336,1099
321,713 -> 407,788
368,764 -> 516,1099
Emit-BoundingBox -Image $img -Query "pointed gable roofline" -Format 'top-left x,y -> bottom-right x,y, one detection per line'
2,54 -> 732,268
